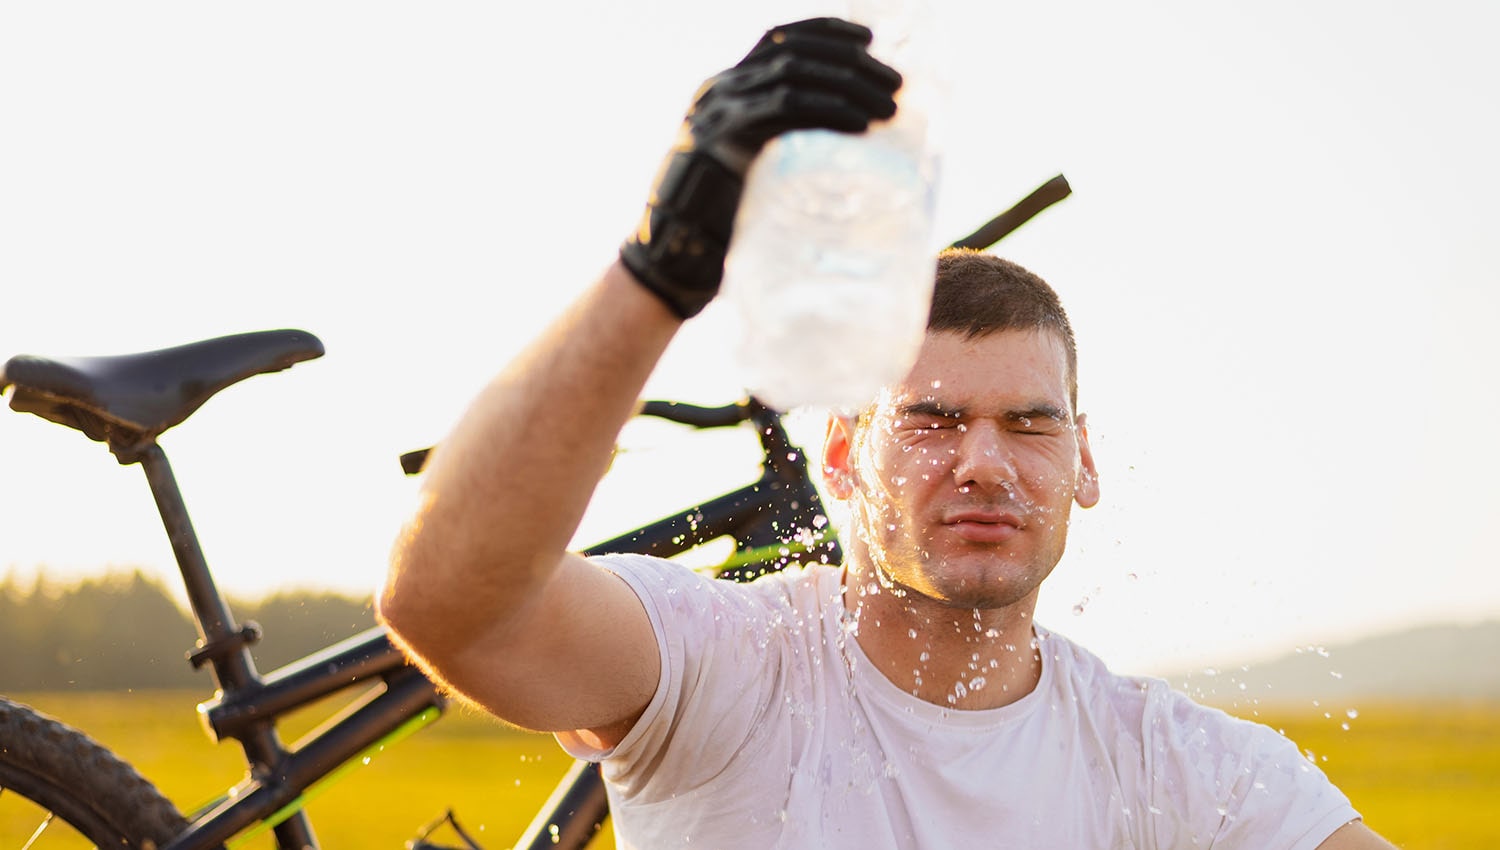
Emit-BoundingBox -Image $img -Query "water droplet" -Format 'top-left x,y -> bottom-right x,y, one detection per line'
919,651 -> 931,662
907,628 -> 918,639
969,676 -> 987,691
1346,709 -> 1359,719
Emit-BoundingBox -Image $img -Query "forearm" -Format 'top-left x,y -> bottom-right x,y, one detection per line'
380,261 -> 680,652
378,17 -> 900,730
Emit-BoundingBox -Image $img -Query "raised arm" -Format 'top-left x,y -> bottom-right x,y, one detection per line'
377,18 -> 901,748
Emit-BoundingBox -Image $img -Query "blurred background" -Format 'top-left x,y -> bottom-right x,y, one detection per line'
2,0 -> 1497,683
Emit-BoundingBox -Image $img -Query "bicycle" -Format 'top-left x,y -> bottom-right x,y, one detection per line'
0,175 -> 1070,849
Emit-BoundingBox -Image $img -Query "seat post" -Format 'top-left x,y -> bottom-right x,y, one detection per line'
135,442 -> 261,693
137,442 -> 314,846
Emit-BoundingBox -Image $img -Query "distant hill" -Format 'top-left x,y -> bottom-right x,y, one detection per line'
0,569 -> 376,691
1164,620 -> 1500,704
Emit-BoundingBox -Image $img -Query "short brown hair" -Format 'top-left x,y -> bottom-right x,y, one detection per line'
928,248 -> 1078,409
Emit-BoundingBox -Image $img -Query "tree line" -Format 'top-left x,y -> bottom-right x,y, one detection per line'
0,569 -> 377,691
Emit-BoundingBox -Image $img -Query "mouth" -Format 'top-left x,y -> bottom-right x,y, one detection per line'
941,509 -> 1024,544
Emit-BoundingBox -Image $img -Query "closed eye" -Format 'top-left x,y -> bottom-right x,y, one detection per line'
1006,405 -> 1068,435
895,401 -> 963,432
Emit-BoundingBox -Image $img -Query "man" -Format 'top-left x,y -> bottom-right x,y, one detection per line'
378,18 -> 1395,849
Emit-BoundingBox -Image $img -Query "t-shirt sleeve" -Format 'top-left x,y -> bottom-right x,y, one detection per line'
1142,684 -> 1361,850
554,553 -> 786,805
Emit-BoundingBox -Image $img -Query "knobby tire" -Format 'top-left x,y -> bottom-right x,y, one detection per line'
0,696 -> 187,849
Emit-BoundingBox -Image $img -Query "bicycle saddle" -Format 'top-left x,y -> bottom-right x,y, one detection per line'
0,329 -> 324,459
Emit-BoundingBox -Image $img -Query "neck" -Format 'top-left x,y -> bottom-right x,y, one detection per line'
842,563 -> 1043,710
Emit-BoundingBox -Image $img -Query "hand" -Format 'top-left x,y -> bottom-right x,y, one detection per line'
620,17 -> 902,319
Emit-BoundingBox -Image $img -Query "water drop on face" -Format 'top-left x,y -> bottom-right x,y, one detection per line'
907,628 -> 918,639
919,651 -> 931,662
969,676 -> 987,691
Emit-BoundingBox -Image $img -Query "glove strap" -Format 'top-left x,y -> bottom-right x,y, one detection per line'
620,151 -> 743,319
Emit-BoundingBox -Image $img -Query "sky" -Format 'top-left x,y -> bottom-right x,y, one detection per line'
2,0 -> 1497,677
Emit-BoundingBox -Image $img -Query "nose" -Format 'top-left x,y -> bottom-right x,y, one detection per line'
951,420 -> 1018,490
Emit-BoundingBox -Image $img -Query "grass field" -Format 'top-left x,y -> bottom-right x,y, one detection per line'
4,689 -> 1497,848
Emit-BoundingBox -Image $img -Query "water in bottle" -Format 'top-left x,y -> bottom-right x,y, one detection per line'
720,3 -> 944,412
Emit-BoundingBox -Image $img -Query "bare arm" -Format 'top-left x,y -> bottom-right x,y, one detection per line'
380,261 -> 678,743
1316,820 -> 1399,849
377,18 -> 902,749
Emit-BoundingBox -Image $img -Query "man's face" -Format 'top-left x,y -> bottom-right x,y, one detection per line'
824,328 -> 1099,610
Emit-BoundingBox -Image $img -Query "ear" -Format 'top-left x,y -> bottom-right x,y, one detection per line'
1074,413 -> 1100,509
822,413 -> 856,499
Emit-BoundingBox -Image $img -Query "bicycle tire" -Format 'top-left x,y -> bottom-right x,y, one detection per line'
0,695 -> 188,849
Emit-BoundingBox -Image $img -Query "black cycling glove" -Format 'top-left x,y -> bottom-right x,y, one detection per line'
620,17 -> 902,319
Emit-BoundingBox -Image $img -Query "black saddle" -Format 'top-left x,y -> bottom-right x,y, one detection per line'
1,329 -> 324,462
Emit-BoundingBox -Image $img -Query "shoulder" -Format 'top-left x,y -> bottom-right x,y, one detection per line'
1037,625 -> 1159,722
1036,626 -> 1265,753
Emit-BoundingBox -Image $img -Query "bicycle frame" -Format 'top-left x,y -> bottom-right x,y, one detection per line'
142,397 -> 834,850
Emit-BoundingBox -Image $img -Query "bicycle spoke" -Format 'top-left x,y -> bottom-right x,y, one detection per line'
21,811 -> 54,850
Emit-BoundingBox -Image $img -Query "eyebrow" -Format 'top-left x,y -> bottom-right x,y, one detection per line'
896,399 -> 1070,423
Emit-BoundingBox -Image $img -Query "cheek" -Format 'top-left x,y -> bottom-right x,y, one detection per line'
1016,446 -> 1082,496
871,443 -> 956,497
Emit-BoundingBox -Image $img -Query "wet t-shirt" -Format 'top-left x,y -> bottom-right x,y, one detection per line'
557,555 -> 1359,850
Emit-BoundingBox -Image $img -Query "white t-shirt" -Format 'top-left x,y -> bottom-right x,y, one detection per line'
558,555 -> 1359,849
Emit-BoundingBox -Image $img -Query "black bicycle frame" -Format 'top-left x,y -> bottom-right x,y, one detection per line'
141,397 -> 834,850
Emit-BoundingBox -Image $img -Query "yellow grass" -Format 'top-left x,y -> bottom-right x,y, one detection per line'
4,688 -> 612,849
5,690 -> 1497,849
1240,699 -> 1500,850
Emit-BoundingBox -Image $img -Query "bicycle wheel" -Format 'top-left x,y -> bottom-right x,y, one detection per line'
0,696 -> 187,849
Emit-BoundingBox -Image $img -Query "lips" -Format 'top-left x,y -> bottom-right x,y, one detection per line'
941,509 -> 1024,543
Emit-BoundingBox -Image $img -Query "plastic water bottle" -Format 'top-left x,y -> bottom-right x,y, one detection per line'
720,3 -> 943,412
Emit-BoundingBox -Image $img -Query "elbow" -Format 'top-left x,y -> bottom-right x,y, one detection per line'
377,522 -> 447,661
